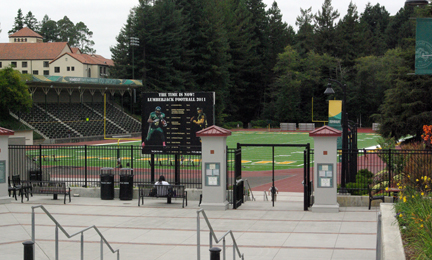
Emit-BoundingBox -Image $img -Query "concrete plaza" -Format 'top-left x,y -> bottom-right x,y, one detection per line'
0,192 -> 379,260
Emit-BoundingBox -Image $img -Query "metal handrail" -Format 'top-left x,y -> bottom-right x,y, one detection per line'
244,179 -> 255,201
197,209 -> 244,260
31,205 -> 120,260
263,191 -> 268,201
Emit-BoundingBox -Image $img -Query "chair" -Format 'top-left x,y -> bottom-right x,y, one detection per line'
12,175 -> 30,203
8,176 -> 17,200
368,184 -> 384,210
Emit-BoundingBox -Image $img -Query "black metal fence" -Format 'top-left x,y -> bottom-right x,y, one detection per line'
9,145 -> 202,189
339,149 -> 432,195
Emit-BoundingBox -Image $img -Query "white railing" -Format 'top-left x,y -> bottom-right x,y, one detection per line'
31,205 -> 120,260
197,209 -> 244,260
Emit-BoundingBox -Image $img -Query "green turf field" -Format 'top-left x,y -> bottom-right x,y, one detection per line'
25,131 -> 380,171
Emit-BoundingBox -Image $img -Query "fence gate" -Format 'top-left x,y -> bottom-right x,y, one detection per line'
234,143 -> 312,211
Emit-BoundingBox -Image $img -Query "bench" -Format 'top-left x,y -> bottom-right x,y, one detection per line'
138,184 -> 187,208
23,181 -> 71,204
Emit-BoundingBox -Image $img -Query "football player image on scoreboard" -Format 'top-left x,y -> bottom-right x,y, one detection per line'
142,106 -> 167,148
190,107 -> 208,130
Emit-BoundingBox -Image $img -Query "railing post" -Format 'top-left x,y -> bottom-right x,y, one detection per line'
31,207 -> 35,260
101,238 -> 104,260
223,238 -> 226,260
23,241 -> 34,260
388,149 -> 392,196
81,232 -> 84,260
209,247 -> 221,260
55,224 -> 59,260
197,211 -> 201,260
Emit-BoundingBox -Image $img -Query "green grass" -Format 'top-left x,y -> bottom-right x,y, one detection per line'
26,131 -> 380,171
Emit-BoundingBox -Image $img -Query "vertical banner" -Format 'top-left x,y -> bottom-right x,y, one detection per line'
328,100 -> 342,149
415,18 -> 432,75
141,92 -> 214,154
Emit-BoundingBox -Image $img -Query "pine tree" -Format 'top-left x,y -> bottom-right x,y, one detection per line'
24,11 -> 39,32
295,7 -> 315,57
8,9 -> 25,34
313,0 -> 340,56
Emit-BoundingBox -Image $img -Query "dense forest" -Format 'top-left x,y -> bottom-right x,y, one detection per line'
111,0 -> 428,139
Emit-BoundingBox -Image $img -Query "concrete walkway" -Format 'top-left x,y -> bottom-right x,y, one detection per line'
0,192 -> 379,260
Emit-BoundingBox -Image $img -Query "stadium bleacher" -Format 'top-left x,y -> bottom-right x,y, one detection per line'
17,102 -> 141,140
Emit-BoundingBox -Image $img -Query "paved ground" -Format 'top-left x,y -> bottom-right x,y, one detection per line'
0,192 -> 379,260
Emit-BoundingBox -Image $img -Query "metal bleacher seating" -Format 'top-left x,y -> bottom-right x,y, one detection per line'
17,103 -> 141,140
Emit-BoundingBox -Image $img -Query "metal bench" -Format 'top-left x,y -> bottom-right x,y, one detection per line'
23,181 -> 71,204
138,184 -> 187,208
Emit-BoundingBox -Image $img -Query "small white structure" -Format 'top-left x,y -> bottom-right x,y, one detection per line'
309,126 -> 341,213
196,125 -> 231,211
0,127 -> 14,204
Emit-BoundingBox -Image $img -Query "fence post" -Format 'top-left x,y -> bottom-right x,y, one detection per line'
209,247 -> 221,260
84,145 -> 88,188
131,145 -> 134,169
151,154 -> 155,183
388,149 -> 392,196
23,241 -> 34,260
39,144 -> 42,174
175,154 -> 180,185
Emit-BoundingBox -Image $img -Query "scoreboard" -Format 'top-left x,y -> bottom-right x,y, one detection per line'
141,92 -> 214,154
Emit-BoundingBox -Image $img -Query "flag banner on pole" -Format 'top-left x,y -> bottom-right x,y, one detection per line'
328,100 -> 342,149
415,18 -> 432,75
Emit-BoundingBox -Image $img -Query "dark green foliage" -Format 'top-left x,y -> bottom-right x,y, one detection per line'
9,9 -> 25,34
346,169 -> 374,195
0,66 -> 32,119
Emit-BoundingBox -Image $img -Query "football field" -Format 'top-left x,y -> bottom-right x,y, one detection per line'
25,131 -> 380,172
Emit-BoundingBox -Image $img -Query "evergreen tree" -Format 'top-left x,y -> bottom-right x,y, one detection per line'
110,8 -> 137,79
295,7 -> 315,57
24,11 -> 39,32
313,0 -> 340,56
8,9 -> 25,34
39,15 -> 59,42
335,2 -> 363,67
359,3 -> 390,56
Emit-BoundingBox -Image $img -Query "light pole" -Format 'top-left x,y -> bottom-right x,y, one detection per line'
325,79 -> 349,194
130,37 -> 139,79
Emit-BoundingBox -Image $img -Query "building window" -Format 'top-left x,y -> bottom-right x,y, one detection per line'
100,67 -> 103,75
14,38 -> 17,42
43,70 -> 49,76
71,66 -> 75,71
33,70 -> 38,75
11,62 -> 17,68
22,62 -> 28,68
22,71 -> 28,74
54,67 -> 60,73
43,61 -> 49,67
67,67 -> 70,71
0,62 -> 2,68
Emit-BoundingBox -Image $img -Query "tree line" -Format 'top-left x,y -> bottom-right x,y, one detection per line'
8,9 -> 96,54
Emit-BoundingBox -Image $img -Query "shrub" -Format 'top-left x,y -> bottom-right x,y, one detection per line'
346,169 -> 373,195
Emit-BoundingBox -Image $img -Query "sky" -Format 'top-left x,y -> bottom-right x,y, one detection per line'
0,0 -> 405,59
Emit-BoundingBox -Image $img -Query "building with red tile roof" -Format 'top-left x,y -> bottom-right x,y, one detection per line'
0,27 -> 113,78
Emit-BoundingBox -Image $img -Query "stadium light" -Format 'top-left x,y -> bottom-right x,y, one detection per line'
325,79 -> 348,194
405,0 -> 429,6
130,37 -> 140,80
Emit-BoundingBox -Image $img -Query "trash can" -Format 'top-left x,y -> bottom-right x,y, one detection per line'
29,169 -> 42,181
100,167 -> 114,200
119,168 -> 134,200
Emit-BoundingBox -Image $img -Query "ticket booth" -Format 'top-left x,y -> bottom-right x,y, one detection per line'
309,126 -> 341,213
0,127 -> 14,204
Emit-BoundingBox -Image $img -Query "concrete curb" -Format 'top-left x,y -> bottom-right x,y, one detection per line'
380,203 -> 406,260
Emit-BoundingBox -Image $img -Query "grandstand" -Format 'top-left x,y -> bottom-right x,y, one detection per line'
9,75 -> 142,143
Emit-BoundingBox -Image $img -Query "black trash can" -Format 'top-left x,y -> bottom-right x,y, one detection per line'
100,167 -> 114,200
119,168 -> 134,200
29,169 -> 42,181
